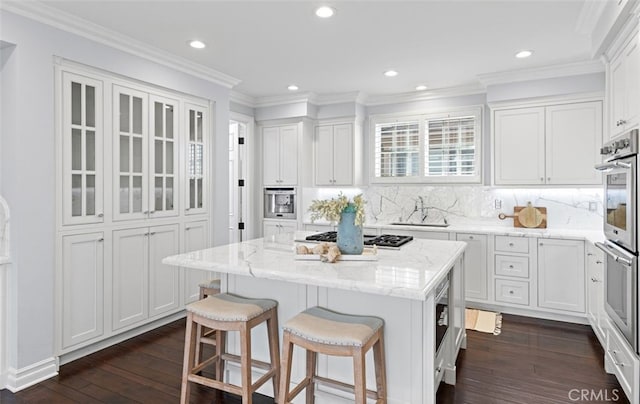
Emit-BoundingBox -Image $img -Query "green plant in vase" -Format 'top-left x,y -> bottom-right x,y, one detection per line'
309,193 -> 365,254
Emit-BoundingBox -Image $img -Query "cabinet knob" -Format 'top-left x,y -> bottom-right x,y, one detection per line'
509,242 -> 514,247
469,235 -> 474,240
539,242 -> 543,246
540,177 -> 544,182
547,177 -> 551,181
587,253 -> 593,256
149,232 -> 155,236
508,264 -> 514,269
509,290 -> 514,294
149,211 -> 155,214
97,213 -> 104,218
98,238 -> 104,242
143,210 -> 149,215
596,260 -> 603,264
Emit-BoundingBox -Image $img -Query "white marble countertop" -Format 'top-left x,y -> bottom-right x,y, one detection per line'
163,231 -> 466,301
304,221 -> 605,245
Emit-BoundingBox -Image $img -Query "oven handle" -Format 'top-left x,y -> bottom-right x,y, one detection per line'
595,242 -> 634,267
595,161 -> 632,171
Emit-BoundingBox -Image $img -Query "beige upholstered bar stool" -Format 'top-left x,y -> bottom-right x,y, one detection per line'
199,278 -> 221,299
181,293 -> 280,404
279,306 -> 387,404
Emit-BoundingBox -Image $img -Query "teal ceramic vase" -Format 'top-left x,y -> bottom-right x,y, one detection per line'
337,204 -> 363,255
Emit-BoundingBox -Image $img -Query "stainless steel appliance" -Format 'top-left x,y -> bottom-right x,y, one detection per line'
264,188 -> 296,219
597,129 -> 638,252
595,128 -> 640,353
303,231 -> 414,249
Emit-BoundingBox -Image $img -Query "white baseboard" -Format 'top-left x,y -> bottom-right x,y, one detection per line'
5,357 -> 58,392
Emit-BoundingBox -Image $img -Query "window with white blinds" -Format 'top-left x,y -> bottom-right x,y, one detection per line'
372,108 -> 482,183
374,120 -> 420,177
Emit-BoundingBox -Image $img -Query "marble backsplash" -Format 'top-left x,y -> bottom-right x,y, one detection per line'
301,186 -> 604,230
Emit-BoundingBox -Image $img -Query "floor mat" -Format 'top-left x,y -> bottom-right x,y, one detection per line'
465,308 -> 502,335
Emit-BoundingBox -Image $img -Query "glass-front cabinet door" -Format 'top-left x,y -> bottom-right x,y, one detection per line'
149,95 -> 179,218
62,72 -> 104,225
185,102 -> 208,215
113,85 -> 148,221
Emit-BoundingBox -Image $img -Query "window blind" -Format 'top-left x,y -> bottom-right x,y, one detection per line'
425,116 -> 476,177
374,120 -> 420,177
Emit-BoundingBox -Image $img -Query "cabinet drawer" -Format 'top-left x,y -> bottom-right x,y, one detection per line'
495,255 -> 529,278
495,279 -> 530,306
607,326 -> 636,398
495,236 -> 529,253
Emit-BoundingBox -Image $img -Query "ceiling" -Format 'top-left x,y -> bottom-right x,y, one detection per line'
35,1 -> 597,99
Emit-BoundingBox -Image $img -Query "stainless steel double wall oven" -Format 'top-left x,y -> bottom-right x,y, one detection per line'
596,129 -> 639,353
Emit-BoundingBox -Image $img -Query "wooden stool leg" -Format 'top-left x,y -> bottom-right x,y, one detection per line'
215,330 -> 226,382
267,312 -> 280,401
353,347 -> 366,404
194,323 -> 203,366
180,313 -> 197,404
279,332 -> 294,404
373,333 -> 387,403
306,349 -> 317,404
240,323 -> 253,404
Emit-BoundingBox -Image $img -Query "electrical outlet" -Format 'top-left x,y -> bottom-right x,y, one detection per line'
589,202 -> 598,212
494,199 -> 502,209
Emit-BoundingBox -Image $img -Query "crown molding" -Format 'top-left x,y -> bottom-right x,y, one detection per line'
363,83 -> 486,107
229,91 -> 257,108
576,0 -> 608,35
477,59 -> 604,87
313,91 -> 367,106
0,1 -> 241,89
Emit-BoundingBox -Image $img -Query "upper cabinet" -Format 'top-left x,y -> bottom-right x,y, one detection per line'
185,103 -> 209,216
62,72 -> 104,225
609,29 -> 640,139
113,86 -> 180,221
493,100 -> 602,186
314,123 -> 358,186
263,124 -> 298,186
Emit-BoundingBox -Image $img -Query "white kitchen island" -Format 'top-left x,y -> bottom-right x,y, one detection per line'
163,231 -> 467,404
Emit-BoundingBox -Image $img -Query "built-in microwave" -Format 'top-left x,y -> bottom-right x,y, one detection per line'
264,188 -> 296,219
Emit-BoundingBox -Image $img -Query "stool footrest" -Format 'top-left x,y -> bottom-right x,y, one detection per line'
188,374 -> 242,396
221,353 -> 273,371
192,355 -> 220,374
314,375 -> 380,400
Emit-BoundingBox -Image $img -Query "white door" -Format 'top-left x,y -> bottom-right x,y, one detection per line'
148,224 -> 180,317
262,126 -> 280,185
332,124 -> 354,186
456,233 -> 488,301
185,103 -> 208,216
229,119 -> 249,243
149,94 -> 179,219
61,232 -> 104,349
611,53 -> 627,138
315,125 -> 334,186
494,107 -> 545,185
279,125 -> 298,185
545,102 -> 602,185
537,239 -> 585,313
112,227 -> 149,330
183,220 -> 211,304
625,35 -> 640,133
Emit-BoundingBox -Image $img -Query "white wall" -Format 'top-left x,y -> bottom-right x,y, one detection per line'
0,10 -> 231,373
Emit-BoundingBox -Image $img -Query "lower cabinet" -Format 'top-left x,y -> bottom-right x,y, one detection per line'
263,219 -> 297,238
112,224 -> 180,331
606,323 -> 640,403
60,232 -> 105,349
537,238 -> 585,313
183,220 -> 211,304
586,242 -> 605,344
456,233 -> 488,301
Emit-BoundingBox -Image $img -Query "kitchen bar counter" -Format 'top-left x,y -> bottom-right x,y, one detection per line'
163,231 -> 467,403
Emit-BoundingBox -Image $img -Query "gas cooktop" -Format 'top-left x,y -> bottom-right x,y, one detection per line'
304,231 -> 413,248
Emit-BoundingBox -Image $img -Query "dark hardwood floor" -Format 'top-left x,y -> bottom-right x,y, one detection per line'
1,314 -> 628,403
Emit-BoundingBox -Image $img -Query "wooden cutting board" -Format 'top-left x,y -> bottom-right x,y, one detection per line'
514,205 -> 547,228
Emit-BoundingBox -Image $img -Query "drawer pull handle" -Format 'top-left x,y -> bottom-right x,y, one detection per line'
435,366 -> 442,374
596,260 -> 603,264
469,236 -> 474,240
509,264 -> 514,269
587,252 -> 593,256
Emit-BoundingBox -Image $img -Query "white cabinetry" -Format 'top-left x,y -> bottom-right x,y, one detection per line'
263,220 -> 297,238
537,238 -> 585,313
112,224 -> 179,331
609,29 -> 640,139
60,232 -> 104,349
183,220 -> 211,304
493,235 -> 532,307
493,101 -> 602,185
314,123 -> 355,186
185,103 -> 209,215
586,242 -> 605,344
263,125 -> 298,186
456,233 -> 488,301
605,323 -> 640,403
61,72 -> 104,225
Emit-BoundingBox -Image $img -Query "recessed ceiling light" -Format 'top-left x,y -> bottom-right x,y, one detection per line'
384,70 -> 398,77
287,84 -> 299,91
315,6 -> 335,18
416,85 -> 428,91
189,40 -> 206,49
515,50 -> 533,59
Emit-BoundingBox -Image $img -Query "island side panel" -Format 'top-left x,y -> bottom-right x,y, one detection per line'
317,286 -> 428,404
